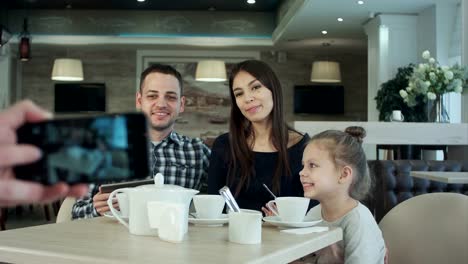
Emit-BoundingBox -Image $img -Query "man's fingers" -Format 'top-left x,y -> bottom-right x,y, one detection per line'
0,179 -> 43,207
93,192 -> 110,203
0,127 -> 16,145
94,200 -> 116,209
96,206 -> 110,215
39,183 -> 70,204
67,184 -> 89,198
0,180 -> 66,207
0,100 -> 52,130
0,145 -> 41,168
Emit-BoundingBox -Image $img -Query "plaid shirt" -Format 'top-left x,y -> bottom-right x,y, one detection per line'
71,131 -> 211,219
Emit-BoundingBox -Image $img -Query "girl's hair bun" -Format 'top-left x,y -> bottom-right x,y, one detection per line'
344,126 -> 366,143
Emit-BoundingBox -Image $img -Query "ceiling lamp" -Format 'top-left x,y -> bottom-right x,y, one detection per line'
19,18 -> 31,62
310,61 -> 341,83
51,58 -> 84,81
195,60 -> 227,82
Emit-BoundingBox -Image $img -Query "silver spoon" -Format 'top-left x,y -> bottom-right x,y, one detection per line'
262,183 -> 277,199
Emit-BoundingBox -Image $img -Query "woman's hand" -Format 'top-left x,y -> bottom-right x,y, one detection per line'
261,202 -> 276,216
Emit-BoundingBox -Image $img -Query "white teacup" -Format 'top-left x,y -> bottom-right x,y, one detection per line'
193,194 -> 225,219
266,197 -> 310,222
228,210 -> 262,244
391,110 -> 404,122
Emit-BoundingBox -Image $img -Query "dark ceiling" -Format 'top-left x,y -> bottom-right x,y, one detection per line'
2,0 -> 281,12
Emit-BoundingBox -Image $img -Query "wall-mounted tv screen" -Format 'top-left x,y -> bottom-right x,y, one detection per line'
54,83 -> 106,113
294,85 -> 344,114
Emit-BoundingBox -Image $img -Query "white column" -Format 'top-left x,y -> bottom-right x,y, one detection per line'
0,44 -> 12,110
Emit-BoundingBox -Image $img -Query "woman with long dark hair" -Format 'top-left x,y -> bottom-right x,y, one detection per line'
207,60 -> 317,212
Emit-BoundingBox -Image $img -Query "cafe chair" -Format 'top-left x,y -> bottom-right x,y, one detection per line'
379,192 -> 468,264
56,197 -> 77,223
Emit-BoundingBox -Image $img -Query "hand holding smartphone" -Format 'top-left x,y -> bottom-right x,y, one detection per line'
14,113 -> 150,185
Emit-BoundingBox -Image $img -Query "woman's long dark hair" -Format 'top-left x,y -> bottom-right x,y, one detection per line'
227,60 -> 292,196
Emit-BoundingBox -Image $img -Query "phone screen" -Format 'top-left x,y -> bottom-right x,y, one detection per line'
14,113 -> 150,185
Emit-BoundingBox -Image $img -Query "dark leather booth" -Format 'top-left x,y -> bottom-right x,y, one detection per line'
368,160 -> 468,222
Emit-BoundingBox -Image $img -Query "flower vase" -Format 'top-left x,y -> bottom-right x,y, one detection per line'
427,94 -> 450,123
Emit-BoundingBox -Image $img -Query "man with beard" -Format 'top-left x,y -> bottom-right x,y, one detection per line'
72,64 -> 211,219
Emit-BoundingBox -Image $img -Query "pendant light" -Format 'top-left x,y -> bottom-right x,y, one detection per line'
50,3 -> 84,81
195,60 -> 227,82
310,43 -> 341,83
51,58 -> 84,81
19,18 -> 31,62
310,61 -> 341,83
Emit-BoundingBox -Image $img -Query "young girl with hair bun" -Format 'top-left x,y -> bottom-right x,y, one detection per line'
299,126 -> 386,264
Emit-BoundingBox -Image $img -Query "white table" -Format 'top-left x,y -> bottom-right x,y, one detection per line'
411,171 -> 468,184
0,217 -> 342,264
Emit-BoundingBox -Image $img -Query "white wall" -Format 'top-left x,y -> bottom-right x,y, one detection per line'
417,3 -> 462,158
418,6 -> 437,60
364,14 -> 418,121
435,3 -> 458,65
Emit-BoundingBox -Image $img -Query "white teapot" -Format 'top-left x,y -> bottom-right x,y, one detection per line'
107,173 -> 199,236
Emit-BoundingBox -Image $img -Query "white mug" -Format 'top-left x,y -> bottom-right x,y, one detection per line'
228,210 -> 262,244
147,201 -> 186,243
107,187 -> 159,236
391,110 -> 404,122
192,194 -> 225,219
266,197 -> 310,222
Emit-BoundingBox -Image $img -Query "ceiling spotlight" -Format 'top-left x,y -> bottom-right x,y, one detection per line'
337,18 -> 344,22
357,1 -> 364,5
137,0 -> 146,2
247,0 -> 256,4
321,30 -> 328,35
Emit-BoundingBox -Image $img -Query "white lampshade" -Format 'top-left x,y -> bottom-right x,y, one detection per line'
51,58 -> 84,81
310,61 -> 341,83
195,60 -> 227,82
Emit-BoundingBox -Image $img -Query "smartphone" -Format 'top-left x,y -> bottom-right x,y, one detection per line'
14,113 -> 150,185
100,178 -> 155,193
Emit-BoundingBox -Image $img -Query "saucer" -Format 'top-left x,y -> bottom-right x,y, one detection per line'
103,211 -> 128,221
263,216 -> 322,228
188,213 -> 229,226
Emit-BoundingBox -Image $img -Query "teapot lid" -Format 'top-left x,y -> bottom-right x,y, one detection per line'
136,173 -> 188,191
154,172 -> 164,187
137,184 -> 185,191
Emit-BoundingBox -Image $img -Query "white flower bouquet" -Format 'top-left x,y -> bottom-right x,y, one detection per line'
400,50 -> 468,107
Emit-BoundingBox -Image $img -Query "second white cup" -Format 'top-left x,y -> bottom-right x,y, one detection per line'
391,110 -> 404,122
192,194 -> 225,219
228,210 -> 262,244
266,196 -> 310,222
